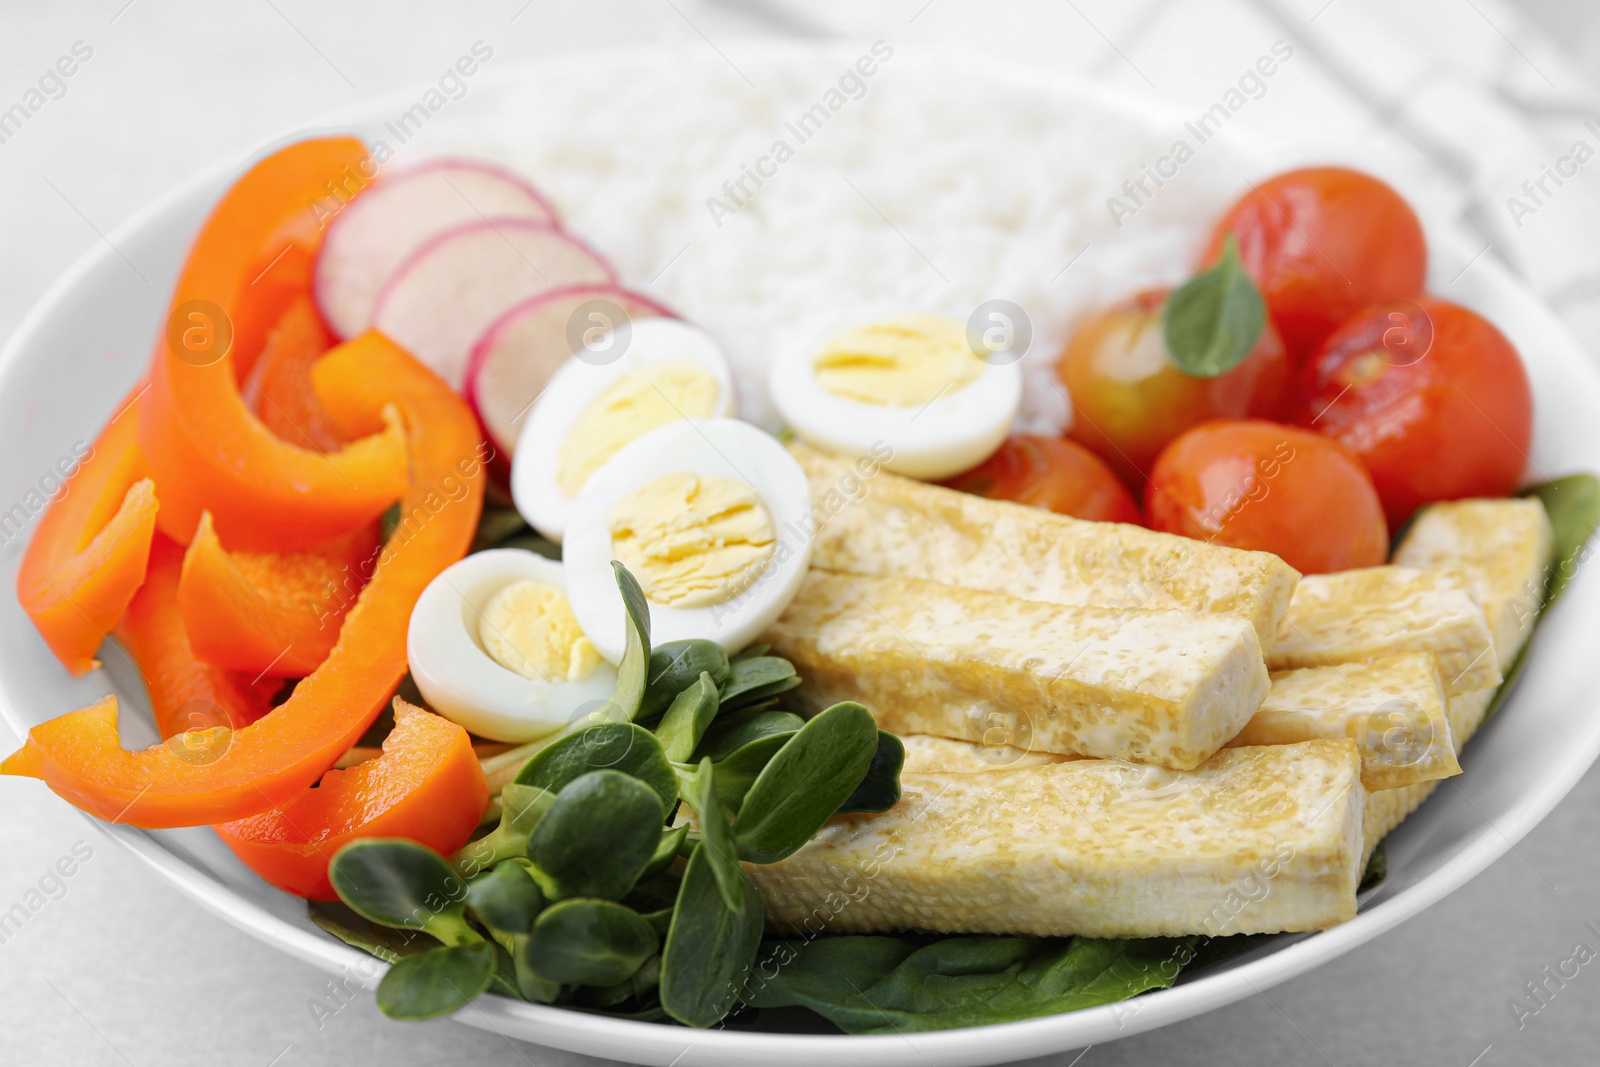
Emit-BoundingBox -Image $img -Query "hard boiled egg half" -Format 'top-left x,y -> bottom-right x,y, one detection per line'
768,313 -> 1021,480
512,318 -> 735,543
563,418 -> 812,664
407,549 -> 618,742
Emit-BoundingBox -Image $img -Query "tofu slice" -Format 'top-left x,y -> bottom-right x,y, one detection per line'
749,740 -> 1366,938
765,570 -> 1270,771
1233,654 -> 1460,791
1269,566 -> 1501,695
1362,688 -> 1492,859
898,733 -> 1078,774
1392,498 -> 1553,673
790,443 -> 1300,648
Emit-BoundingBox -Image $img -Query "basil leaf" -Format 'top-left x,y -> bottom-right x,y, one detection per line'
719,656 -> 800,710
654,672 -> 721,763
525,770 -> 665,902
329,839 -> 477,946
734,702 -> 879,864
641,824 -> 690,882
696,710 -> 805,763
659,843 -> 764,1028
641,640 -> 733,720
685,759 -> 746,913
307,900 -> 433,964
612,562 -> 652,722
709,733 -> 793,813
833,729 -> 905,815
742,935 -> 1195,1033
466,860 -> 547,935
524,899 -> 659,987
1162,235 -> 1265,378
375,943 -> 497,1021
514,723 -> 677,813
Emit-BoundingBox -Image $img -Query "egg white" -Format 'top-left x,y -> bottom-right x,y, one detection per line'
406,549 -> 619,742
511,318 -> 736,543
563,418 -> 813,664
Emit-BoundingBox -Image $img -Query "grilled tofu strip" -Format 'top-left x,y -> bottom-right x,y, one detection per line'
1233,654 -> 1460,791
1269,566 -> 1501,695
790,443 -> 1300,648
898,733 -> 1077,774
749,740 -> 1366,939
765,570 -> 1270,771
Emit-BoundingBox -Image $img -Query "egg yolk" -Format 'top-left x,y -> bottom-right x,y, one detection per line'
479,578 -> 602,682
608,472 -> 775,608
812,314 -> 984,407
557,363 -> 720,496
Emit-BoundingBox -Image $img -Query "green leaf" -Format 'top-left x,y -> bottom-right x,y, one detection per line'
375,943 -> 497,1021
1359,839 -> 1388,893
472,505 -> 531,552
1162,235 -> 1265,378
466,861 -> 547,935
654,672 -> 721,763
659,843 -> 765,1028
734,702 -> 879,864
454,784 -> 557,876
833,730 -> 905,816
329,839 -> 479,946
612,562 -> 652,722
307,900 -> 433,964
571,953 -> 662,1010
498,532 -> 563,559
732,643 -> 770,662
514,723 -> 677,813
685,759 -> 746,913
742,935 -> 1196,1034
511,934 -> 562,1003
708,733 -> 793,813
640,640 -> 733,720
524,899 -> 660,988
640,824 -> 690,881
718,656 -> 800,710
525,771 -> 665,901
696,710 -> 805,763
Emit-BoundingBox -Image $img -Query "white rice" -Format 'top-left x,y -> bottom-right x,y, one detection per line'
408,45 -> 1278,434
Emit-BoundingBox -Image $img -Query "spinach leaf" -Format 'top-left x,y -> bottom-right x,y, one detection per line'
696,710 -> 805,763
660,843 -> 765,1028
376,943 -> 497,1021
455,784 -> 556,875
1358,839 -> 1388,893
833,730 -> 905,816
685,759 -> 745,913
719,656 -> 801,710
524,899 -> 659,987
525,770 -> 665,902
654,672 -> 721,763
734,702 -> 879,864
329,839 -> 479,947
640,824 -> 690,881
466,860 -> 546,935
612,562 -> 652,722
1162,235 -> 1265,378
708,733 -> 792,813
515,723 -> 677,813
742,935 -> 1195,1034
307,900 -> 433,964
640,640 -> 733,720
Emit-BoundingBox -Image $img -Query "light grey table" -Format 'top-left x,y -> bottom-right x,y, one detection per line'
3,2 -> 1599,1064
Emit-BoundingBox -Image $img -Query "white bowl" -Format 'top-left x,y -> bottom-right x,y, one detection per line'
2,44 -> 1598,1067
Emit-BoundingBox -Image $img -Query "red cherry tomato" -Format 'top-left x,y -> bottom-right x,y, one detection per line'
1205,167 -> 1427,359
1296,296 -> 1532,528
941,434 -> 1141,524
1147,420 -> 1388,575
1057,289 -> 1290,485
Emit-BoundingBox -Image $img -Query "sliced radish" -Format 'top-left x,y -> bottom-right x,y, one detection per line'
315,159 -> 558,340
371,220 -> 614,391
466,284 -> 675,457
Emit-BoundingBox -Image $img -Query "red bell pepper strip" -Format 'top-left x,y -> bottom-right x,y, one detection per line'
243,294 -> 346,452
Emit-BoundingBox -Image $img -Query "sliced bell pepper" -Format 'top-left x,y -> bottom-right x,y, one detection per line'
215,697 -> 488,900
244,295 -> 346,452
17,388 -> 159,676
116,534 -> 279,736
178,512 -> 381,677
139,137 -> 408,551
3,330 -> 485,826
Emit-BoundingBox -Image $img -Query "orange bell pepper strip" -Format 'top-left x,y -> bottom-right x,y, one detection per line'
178,513 -> 381,677
244,295 -> 346,452
139,136 -> 407,551
2,330 -> 486,827
214,697 -> 488,900
16,388 -> 159,676
116,534 -> 279,737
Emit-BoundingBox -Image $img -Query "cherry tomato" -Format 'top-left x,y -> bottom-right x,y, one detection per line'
1205,167 -> 1427,359
1296,296 -> 1532,528
941,434 -> 1141,524
1147,420 -> 1387,574
1057,289 -> 1290,486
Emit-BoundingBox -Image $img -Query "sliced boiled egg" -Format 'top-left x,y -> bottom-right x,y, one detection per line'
563,418 -> 812,663
511,318 -> 735,543
768,313 -> 1022,480
407,548 -> 618,742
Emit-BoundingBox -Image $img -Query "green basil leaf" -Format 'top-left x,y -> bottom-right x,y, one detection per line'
329,839 -> 477,946
612,562 -> 651,722
659,843 -> 765,1028
375,943 -> 497,1021
742,935 -> 1196,1033
466,861 -> 547,935
525,771 -> 665,901
307,900 -> 433,964
718,656 -> 800,710
640,640 -> 733,720
734,702 -> 879,864
641,824 -> 690,882
524,899 -> 659,987
696,710 -> 805,763
709,733 -> 793,813
454,784 -> 557,876
654,672 -> 721,763
685,759 -> 745,913
514,723 -> 677,813
1162,235 -> 1265,378
833,730 -> 906,815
